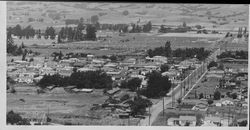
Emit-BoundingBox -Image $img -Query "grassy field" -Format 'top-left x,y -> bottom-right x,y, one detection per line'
7,85 -> 141,125
13,33 -> 218,57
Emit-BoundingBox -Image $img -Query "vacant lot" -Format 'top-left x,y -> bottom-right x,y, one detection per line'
7,85 -> 140,125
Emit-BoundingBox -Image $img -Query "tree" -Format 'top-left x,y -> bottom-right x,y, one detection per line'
126,78 -> 142,91
122,10 -> 129,16
199,93 -> 204,99
142,21 -> 152,32
139,71 -> 171,98
80,17 -> 84,23
58,51 -> 63,60
21,42 -> 25,48
213,91 -> 221,100
128,96 -> 152,116
164,41 -> 172,57
183,21 -> 187,27
207,99 -> 214,106
207,61 -> 218,70
49,27 -> 56,40
218,63 -> 224,70
238,120 -> 247,126
85,24 -> 96,41
7,28 -> 18,55
7,111 -> 30,125
231,93 -> 237,99
160,64 -> 169,73
109,55 -> 117,62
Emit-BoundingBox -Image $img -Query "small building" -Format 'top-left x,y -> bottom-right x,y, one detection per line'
145,56 -> 167,63
78,67 -> 96,72
192,103 -> 208,111
167,117 -> 180,126
179,115 -> 196,126
106,87 -> 121,95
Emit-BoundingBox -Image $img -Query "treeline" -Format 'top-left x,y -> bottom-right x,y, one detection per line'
147,41 -> 210,61
37,70 -> 112,89
7,24 -> 56,40
148,41 -> 172,58
128,21 -> 152,33
7,25 -> 35,39
58,23 -> 96,43
173,48 -> 210,61
7,29 -> 28,57
158,22 -> 191,33
44,27 -> 56,40
217,51 -> 248,59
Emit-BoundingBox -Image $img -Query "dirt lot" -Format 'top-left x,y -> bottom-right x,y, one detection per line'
7,85 -> 140,125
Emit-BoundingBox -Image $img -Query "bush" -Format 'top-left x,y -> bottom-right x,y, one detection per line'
199,93 -> 204,99
231,93 -> 237,99
7,110 -> 30,125
121,78 -> 141,91
122,10 -> 129,16
207,61 -> 217,70
213,91 -> 221,100
207,99 -> 214,105
160,64 -> 169,73
128,96 -> 152,116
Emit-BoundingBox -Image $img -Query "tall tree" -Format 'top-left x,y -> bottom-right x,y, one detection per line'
85,24 -> 96,41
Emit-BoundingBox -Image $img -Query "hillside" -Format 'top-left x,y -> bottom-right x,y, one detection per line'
7,2 -> 249,30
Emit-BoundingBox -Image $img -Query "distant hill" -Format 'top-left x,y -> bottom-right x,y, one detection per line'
7,2 -> 249,30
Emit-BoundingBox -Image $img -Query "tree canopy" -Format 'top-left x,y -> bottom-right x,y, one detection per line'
139,71 -> 171,98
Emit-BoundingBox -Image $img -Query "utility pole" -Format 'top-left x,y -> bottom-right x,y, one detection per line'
128,116 -> 130,126
172,82 -> 174,107
148,105 -> 151,126
163,96 -> 165,117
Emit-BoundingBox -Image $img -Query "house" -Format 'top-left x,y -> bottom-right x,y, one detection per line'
167,117 -> 180,126
215,102 -> 222,107
104,63 -> 118,68
179,115 -> 196,126
106,87 -> 121,95
204,117 -> 221,125
72,88 -> 93,93
14,60 -> 30,65
145,56 -> 168,63
221,99 -> 234,106
192,102 -> 208,111
92,59 -> 106,64
73,62 -> 87,68
203,117 -> 221,126
78,67 -> 96,72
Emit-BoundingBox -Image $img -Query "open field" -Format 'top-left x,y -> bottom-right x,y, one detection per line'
158,32 -> 225,38
7,85 -> 141,125
14,33 -> 219,57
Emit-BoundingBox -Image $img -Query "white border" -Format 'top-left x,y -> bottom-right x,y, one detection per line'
0,2 -> 249,130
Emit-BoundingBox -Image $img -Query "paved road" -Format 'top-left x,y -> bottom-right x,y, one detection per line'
138,48 -> 221,126
138,68 -> 207,126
